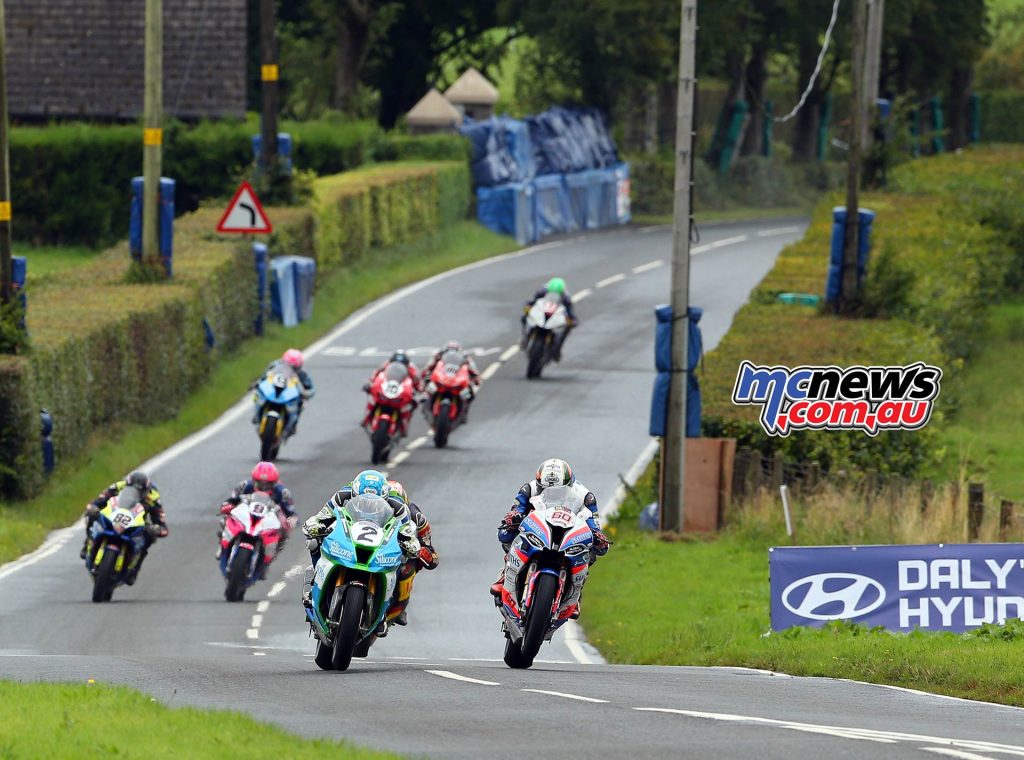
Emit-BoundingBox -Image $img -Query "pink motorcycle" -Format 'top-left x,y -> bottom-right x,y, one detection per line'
218,491 -> 285,602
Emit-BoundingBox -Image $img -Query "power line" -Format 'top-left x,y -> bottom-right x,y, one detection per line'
774,0 -> 841,123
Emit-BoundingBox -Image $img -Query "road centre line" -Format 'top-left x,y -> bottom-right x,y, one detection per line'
256,600 -> 269,613
710,234 -> 749,248
246,628 -> 259,640
480,362 -> 501,382
405,435 -> 430,451
251,614 -> 263,628
425,669 -> 500,686
499,345 -> 520,362
284,563 -> 304,579
521,688 -> 609,703
267,581 -> 287,598
389,451 -> 410,466
573,288 -> 592,302
632,708 -> 1024,756
632,260 -> 663,273
596,273 -> 626,288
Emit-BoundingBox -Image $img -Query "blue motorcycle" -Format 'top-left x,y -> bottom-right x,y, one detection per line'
84,486 -> 152,603
253,366 -> 302,461
306,494 -> 412,671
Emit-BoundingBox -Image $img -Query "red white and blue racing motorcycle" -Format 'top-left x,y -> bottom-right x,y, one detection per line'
495,485 -> 595,669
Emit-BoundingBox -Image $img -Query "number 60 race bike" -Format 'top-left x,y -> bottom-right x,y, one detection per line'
306,494 -> 412,671
83,486 -> 157,603
523,295 -> 569,379
218,491 -> 285,602
253,367 -> 302,461
495,485 -> 595,669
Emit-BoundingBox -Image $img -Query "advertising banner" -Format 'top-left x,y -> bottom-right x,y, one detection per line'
770,544 -> 1024,633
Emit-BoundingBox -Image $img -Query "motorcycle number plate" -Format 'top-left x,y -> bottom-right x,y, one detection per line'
547,510 -> 574,528
383,380 -> 402,399
250,502 -> 267,516
112,511 -> 134,529
353,521 -> 384,547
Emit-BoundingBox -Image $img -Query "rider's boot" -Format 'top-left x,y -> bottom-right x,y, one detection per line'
301,565 -> 314,608
125,549 -> 148,586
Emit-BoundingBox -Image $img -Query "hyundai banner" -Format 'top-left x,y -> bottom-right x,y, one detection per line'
770,544 -> 1024,632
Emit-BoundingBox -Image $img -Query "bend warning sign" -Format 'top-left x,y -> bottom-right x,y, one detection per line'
216,181 -> 272,234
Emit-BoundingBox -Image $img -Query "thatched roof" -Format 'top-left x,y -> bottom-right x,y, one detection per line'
444,67 -> 499,105
406,87 -> 463,126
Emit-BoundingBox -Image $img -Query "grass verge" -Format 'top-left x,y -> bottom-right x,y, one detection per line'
583,464 -> 1024,707
632,206 -> 810,227
0,681 -> 403,759
17,244 -> 100,283
0,221 -> 518,563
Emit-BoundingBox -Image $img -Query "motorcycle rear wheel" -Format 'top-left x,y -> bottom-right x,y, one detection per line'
370,425 -> 390,465
225,546 -> 253,602
519,573 -> 558,665
433,401 -> 452,448
527,337 -> 545,379
92,549 -> 118,603
259,419 -> 278,462
331,584 -> 366,672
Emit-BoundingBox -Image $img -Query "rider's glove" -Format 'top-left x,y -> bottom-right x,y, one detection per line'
219,502 -> 235,515
145,523 -> 167,538
499,510 -> 524,532
592,530 -> 612,555
361,383 -> 371,393
85,503 -> 100,517
305,523 -> 328,538
417,546 -> 439,570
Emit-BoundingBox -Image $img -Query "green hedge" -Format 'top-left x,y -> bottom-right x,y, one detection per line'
0,160 -> 470,499
979,91 -> 1024,143
699,145 -> 1024,476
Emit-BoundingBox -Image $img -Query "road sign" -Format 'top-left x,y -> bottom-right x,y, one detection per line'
216,181 -> 272,234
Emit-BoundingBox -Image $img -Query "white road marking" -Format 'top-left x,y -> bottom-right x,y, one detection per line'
596,273 -> 626,288
267,581 -> 287,598
499,345 -> 520,362
406,436 -> 430,451
632,260 -> 663,273
563,620 -> 603,665
253,651 -> 266,657
573,288 -> 593,302
633,708 -> 1024,755
921,749 -> 998,760
245,628 -> 259,640
256,600 -> 269,613
710,234 -> 749,248
481,362 -> 501,381
757,225 -> 802,237
425,670 -> 499,686
390,451 -> 410,466
284,564 -> 303,579
602,439 -> 660,520
251,614 -> 263,628
321,346 -> 357,356
521,688 -> 609,704
0,521 -> 82,584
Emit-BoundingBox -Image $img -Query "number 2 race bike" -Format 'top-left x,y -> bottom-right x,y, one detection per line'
523,295 -> 569,379
218,491 -> 286,602
305,494 -> 412,671
423,349 -> 473,448
83,486 -> 157,603
253,367 -> 302,461
365,362 -> 417,464
495,485 -> 595,669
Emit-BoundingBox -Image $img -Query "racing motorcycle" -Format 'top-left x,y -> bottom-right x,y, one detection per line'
424,349 -> 473,448
219,491 -> 286,602
84,486 -> 155,603
365,362 -> 416,464
253,366 -> 302,462
495,485 -> 595,669
523,295 -> 569,379
306,494 -> 413,671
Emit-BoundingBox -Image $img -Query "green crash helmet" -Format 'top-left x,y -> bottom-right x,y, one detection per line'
546,277 -> 566,295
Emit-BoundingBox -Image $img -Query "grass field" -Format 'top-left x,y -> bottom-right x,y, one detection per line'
0,681 -> 403,759
632,206 -> 810,227
0,221 -> 518,563
16,244 -> 101,283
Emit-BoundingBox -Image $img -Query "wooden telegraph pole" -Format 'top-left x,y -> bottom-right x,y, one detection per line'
0,0 -> 12,307
142,0 -> 163,271
259,0 -> 279,174
661,0 -> 698,533
862,0 -> 885,150
839,0 -> 866,312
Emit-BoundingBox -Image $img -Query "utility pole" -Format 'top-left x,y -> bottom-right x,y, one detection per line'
862,0 -> 885,149
142,0 -> 163,271
661,0 -> 697,533
259,0 -> 278,174
0,0 -> 11,307
839,0 -> 866,312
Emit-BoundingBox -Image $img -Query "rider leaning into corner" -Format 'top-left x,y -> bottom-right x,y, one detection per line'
216,461 -> 298,558
383,480 -> 439,628
490,458 -> 611,618
251,349 -> 316,433
521,277 -> 579,360
81,470 -> 169,585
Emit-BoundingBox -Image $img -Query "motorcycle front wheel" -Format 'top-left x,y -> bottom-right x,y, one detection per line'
526,336 -> 546,379
259,416 -> 279,462
519,572 -> 558,665
225,546 -> 253,602
370,425 -> 390,465
433,400 -> 452,448
331,584 -> 366,672
91,548 -> 119,603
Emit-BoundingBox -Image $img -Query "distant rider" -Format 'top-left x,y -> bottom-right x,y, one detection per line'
383,480 -> 440,628
420,340 -> 481,421
489,458 -> 611,618
81,470 -> 168,585
301,470 -> 421,635
361,350 -> 422,436
252,349 -> 315,435
521,277 -> 578,360
217,461 -> 297,558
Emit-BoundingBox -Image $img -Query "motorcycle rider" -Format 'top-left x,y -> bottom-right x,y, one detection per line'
217,461 -> 297,559
361,349 -> 422,436
521,277 -> 578,360
252,348 -> 316,435
301,470 -> 421,636
384,480 -> 439,629
80,470 -> 168,585
489,458 -> 611,618
420,340 -> 481,422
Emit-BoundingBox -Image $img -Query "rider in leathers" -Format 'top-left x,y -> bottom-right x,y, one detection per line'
384,480 -> 439,629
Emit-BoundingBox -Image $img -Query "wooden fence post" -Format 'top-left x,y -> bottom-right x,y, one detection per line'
967,482 -> 984,541
733,448 -> 751,501
772,450 -> 785,489
1000,499 -> 1014,542
808,461 -> 820,491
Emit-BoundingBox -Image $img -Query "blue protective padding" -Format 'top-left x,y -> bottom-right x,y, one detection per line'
596,168 -> 619,227
11,256 -> 26,288
504,119 -> 535,180
252,133 -> 294,173
269,257 -> 298,327
563,172 -> 589,231
292,256 -> 317,322
532,174 -> 571,238
527,107 -> 619,177
825,207 -> 877,302
583,170 -> 604,229
654,304 -> 673,372
130,176 -> 175,275
252,243 -> 267,336
476,183 -> 535,244
650,306 -> 704,437
614,163 -> 632,224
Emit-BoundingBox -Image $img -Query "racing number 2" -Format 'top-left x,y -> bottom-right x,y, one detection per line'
356,525 -> 379,542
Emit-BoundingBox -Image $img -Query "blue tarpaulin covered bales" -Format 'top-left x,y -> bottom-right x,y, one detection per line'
464,107 -> 631,244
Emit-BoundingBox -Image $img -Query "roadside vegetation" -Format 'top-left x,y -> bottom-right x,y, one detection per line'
0,681 -> 403,759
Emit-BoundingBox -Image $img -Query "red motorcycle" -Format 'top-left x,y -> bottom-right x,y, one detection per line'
218,491 -> 286,602
424,349 -> 474,448
365,362 -> 417,464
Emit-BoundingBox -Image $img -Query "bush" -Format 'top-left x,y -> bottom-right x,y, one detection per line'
372,133 -> 471,163
979,91 -> 1024,143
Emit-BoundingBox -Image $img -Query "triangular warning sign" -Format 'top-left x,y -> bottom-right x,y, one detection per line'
216,181 -> 273,234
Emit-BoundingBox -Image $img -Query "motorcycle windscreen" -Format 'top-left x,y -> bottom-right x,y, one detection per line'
384,362 -> 409,383
116,485 -> 143,510
535,485 -> 586,514
344,494 -> 391,527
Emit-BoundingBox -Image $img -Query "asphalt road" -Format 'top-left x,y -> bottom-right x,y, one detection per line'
6,220 -> 1023,758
